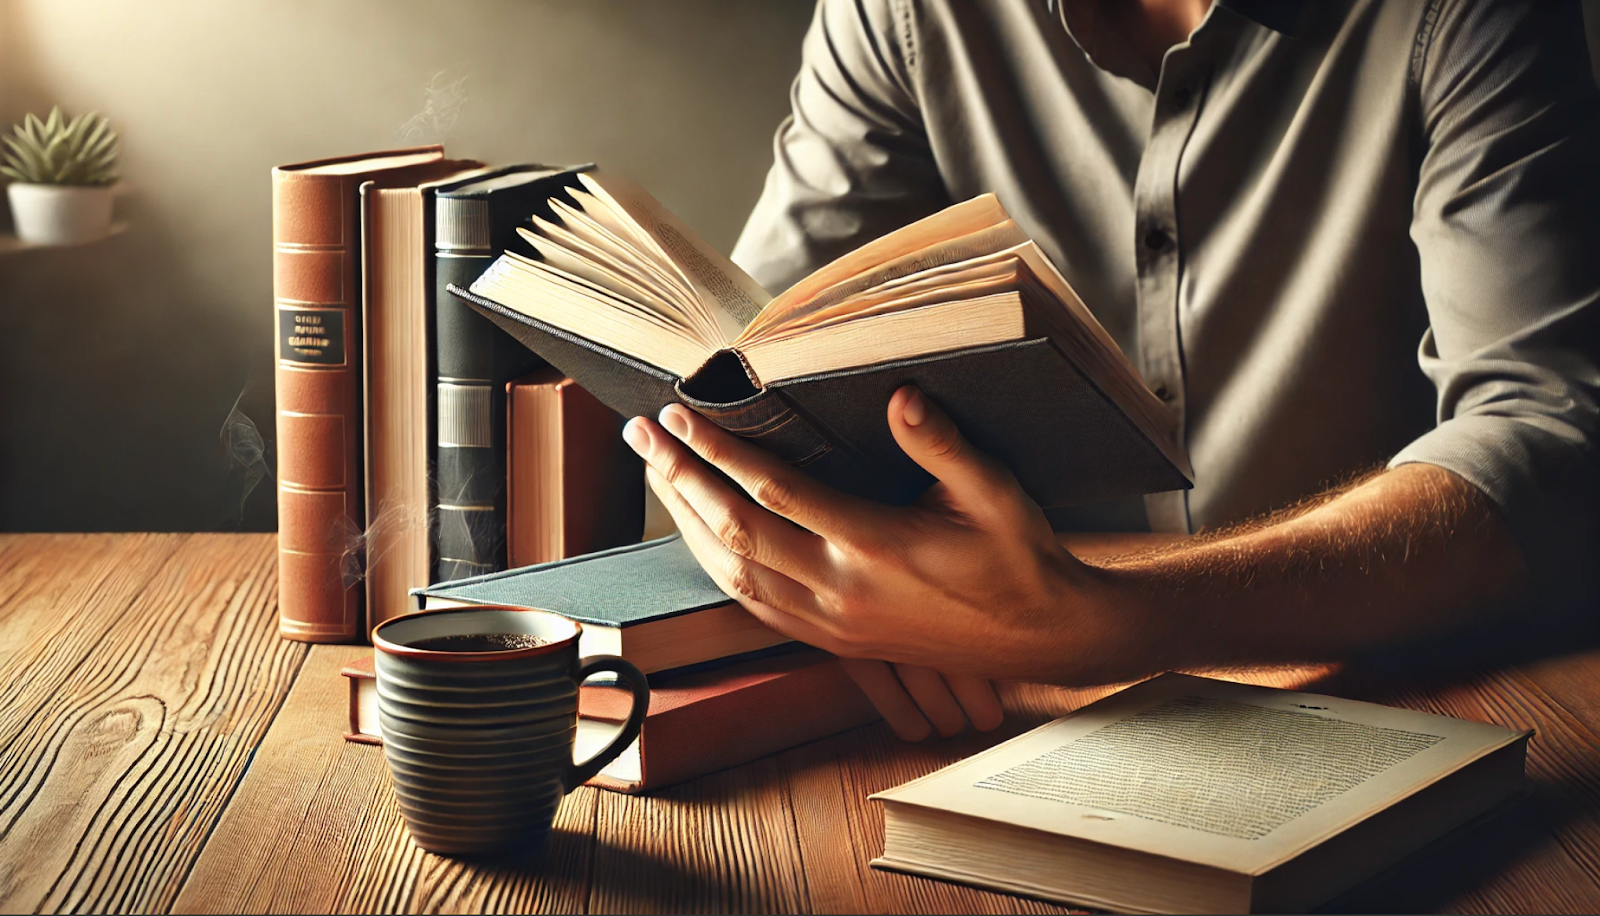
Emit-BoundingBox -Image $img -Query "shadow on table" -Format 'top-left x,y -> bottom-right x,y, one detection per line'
435,824 -> 727,908
1297,645 -> 1600,910
1319,793 -> 1555,913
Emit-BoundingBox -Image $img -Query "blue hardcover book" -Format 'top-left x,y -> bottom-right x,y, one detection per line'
411,535 -> 789,674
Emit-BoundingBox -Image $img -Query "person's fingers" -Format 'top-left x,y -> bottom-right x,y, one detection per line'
886,386 -> 1017,506
654,403 -> 886,544
627,415 -> 835,589
838,657 -> 933,742
892,664 -> 969,737
942,673 -> 1005,732
645,466 -> 844,651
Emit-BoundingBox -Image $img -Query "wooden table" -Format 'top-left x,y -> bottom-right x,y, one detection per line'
3,533 -> 1600,914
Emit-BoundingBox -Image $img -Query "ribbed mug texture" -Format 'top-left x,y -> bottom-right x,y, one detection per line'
372,606 -> 650,858
376,646 -> 578,855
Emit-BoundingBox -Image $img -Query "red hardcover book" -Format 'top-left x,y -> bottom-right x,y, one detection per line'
273,145 -> 445,643
575,649 -> 880,793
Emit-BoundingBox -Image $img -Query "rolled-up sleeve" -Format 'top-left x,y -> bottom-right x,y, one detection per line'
1393,0 -> 1600,616
730,0 -> 950,292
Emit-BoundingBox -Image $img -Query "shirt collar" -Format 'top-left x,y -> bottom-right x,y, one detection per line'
1214,0 -> 1307,37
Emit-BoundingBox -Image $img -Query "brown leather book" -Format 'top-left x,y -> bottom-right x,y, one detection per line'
505,368 -> 643,568
340,648 -> 880,793
273,145 -> 446,643
360,163 -> 489,632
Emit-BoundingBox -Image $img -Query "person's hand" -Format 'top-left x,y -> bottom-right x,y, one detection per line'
622,385 -> 1133,738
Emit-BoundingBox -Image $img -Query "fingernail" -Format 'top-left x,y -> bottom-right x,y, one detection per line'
622,418 -> 651,456
659,404 -> 689,439
902,389 -> 927,427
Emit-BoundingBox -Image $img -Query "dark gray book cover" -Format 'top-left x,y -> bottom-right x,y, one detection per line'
414,534 -> 730,628
447,285 -> 1192,510
431,164 -> 593,581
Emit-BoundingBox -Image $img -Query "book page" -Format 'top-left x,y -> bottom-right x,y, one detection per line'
762,194 -> 1013,318
506,255 -> 689,335
548,199 -> 705,314
975,695 -> 1442,841
577,171 -> 769,338
470,255 -> 714,377
741,291 -> 1027,385
874,673 -> 1528,875
748,220 -> 1028,340
521,222 -> 703,333
746,259 -> 1021,343
541,202 -> 725,346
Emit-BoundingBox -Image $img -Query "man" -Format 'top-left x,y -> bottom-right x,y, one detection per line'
622,0 -> 1600,740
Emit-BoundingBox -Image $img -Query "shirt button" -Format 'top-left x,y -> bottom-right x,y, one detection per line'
1155,384 -> 1173,401
1143,229 -> 1171,252
1172,84 -> 1193,108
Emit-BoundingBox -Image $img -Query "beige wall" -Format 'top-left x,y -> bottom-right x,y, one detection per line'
2,1 -> 1597,532
0,0 -> 813,531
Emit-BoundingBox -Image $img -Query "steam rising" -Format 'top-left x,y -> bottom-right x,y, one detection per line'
399,66 -> 470,142
219,388 -> 271,529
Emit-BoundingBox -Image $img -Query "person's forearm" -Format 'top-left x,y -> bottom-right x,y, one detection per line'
1077,463 -> 1532,679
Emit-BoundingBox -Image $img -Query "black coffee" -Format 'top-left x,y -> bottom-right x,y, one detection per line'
408,633 -> 550,653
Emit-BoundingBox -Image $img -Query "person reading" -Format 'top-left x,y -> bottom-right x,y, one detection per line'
619,0 -> 1600,740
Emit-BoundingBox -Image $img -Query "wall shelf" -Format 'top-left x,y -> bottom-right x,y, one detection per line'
0,220 -> 129,255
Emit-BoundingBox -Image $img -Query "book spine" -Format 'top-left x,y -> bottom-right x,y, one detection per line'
273,169 -> 364,643
433,197 -> 534,580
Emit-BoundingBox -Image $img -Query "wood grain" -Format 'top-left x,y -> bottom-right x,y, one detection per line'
590,755 -> 808,914
175,643 -> 598,914
0,533 -> 300,914
1300,667 -> 1600,913
7,533 -> 1600,915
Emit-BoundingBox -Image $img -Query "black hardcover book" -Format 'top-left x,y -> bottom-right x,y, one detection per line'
449,171 -> 1191,511
431,164 -> 592,581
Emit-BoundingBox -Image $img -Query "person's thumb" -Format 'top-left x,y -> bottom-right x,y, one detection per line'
888,385 -> 1012,502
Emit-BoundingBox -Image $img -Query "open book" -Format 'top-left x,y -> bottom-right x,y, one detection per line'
871,673 -> 1531,914
451,170 -> 1192,508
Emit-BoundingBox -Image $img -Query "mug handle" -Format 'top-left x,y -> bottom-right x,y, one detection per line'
568,655 -> 650,789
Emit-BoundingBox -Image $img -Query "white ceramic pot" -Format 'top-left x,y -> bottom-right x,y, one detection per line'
6,182 -> 114,246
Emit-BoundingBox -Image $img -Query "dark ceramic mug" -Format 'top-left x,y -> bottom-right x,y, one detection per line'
371,605 -> 648,857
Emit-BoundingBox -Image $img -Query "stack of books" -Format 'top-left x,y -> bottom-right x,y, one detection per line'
345,536 -> 879,793
271,147 -> 643,643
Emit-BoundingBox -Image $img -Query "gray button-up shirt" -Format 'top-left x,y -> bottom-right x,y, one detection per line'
730,0 -> 1600,614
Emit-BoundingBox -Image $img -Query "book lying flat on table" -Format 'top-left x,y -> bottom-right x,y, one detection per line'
342,649 -> 878,792
412,534 -> 783,675
450,171 -> 1192,509
871,673 -> 1532,914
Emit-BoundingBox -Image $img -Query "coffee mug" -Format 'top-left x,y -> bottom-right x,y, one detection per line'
371,605 -> 649,857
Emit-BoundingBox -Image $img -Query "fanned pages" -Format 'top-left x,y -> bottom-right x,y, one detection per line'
458,170 -> 1194,510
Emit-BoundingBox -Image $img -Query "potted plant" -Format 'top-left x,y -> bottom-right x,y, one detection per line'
2,106 -> 119,246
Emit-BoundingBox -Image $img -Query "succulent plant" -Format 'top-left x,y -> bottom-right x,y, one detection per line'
1,106 -> 119,186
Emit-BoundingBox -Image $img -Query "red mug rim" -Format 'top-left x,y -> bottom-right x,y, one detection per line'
371,605 -> 581,663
